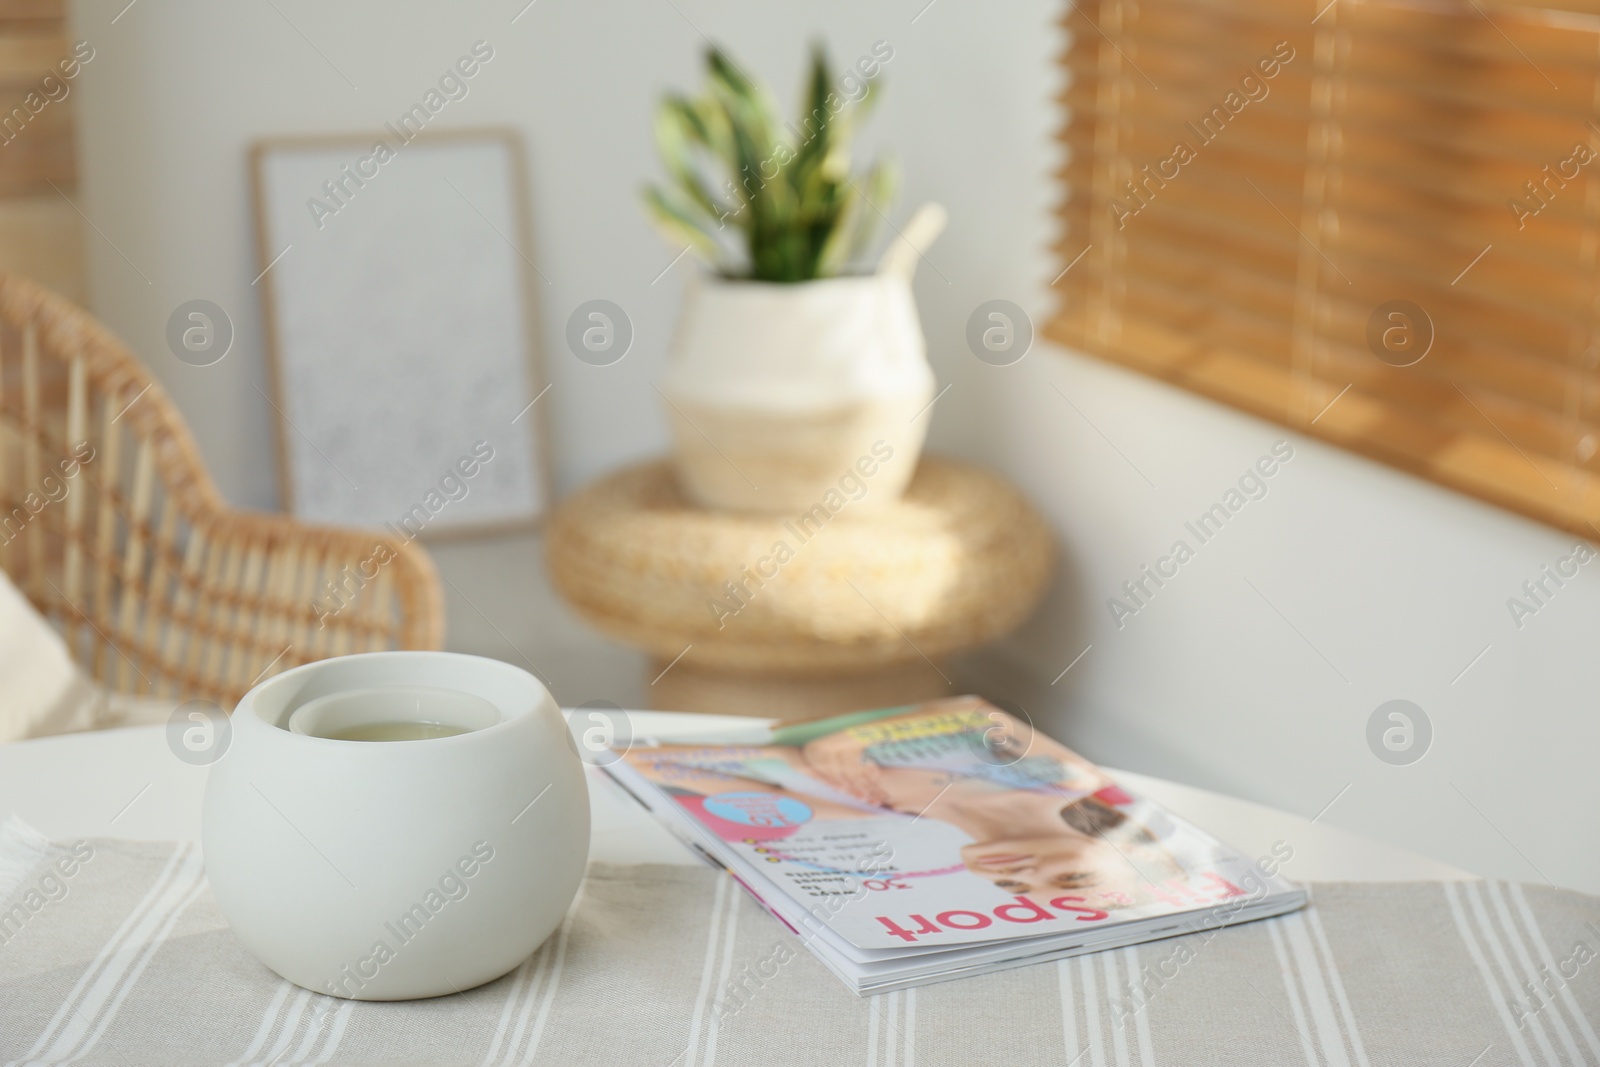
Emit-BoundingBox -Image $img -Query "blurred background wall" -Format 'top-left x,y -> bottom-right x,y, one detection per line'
64,0 -> 1600,890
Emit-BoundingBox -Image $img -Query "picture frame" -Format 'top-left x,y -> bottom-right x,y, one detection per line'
250,127 -> 552,540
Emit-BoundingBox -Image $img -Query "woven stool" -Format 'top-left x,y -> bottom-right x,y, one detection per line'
545,456 -> 1054,719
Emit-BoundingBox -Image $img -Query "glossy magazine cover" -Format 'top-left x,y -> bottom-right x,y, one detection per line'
614,696 -> 1299,953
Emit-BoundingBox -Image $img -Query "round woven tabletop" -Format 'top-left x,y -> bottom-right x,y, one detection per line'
545,457 -> 1054,675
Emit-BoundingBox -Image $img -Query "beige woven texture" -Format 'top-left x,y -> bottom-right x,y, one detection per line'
664,396 -> 927,513
546,457 -> 1054,675
0,272 -> 444,710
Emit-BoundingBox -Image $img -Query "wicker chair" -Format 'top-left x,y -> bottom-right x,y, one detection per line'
0,272 -> 443,710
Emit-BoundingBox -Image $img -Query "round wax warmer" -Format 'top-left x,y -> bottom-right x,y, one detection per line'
202,652 -> 589,1000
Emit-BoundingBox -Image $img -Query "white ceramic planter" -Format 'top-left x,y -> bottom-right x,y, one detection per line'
659,205 -> 946,514
202,652 -> 588,1001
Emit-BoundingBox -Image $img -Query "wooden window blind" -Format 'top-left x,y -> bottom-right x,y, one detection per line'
0,0 -> 85,303
1049,0 -> 1600,536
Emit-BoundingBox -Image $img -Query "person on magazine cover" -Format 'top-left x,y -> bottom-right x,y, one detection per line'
623,697 -> 1186,907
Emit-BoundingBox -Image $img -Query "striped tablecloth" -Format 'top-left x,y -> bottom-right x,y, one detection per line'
1,824 -> 1597,1066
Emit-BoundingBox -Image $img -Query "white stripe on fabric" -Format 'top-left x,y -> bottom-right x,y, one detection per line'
62,867 -> 210,1065
1464,881 -> 1562,1067
683,874 -> 730,1067
1283,911 -> 1353,1067
903,987 -> 916,1067
1122,947 -> 1156,1067
71,849 -> 205,1058
516,881 -> 587,1067
884,990 -> 901,1067
1079,954 -> 1107,1067
1103,950 -> 1131,1067
1509,882 -> 1600,1063
1443,881 -> 1537,1067
11,843 -> 189,1066
487,883 -> 588,1067
865,992 -> 881,1067
224,980 -> 294,1067
19,847 -> 205,1067
303,1000 -> 354,1067
281,997 -> 333,1066
1487,881 -> 1583,1067
700,880 -> 741,1067
1303,894 -> 1371,1067
496,900 -> 572,1067
481,951 -> 539,1067
1267,918 -> 1322,1067
496,950 -> 550,1067
250,988 -> 311,1067
277,994 -> 347,1067
1060,959 -> 1082,1067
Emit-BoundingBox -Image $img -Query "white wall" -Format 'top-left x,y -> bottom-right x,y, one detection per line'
966,351 -> 1600,895
66,0 -> 1045,507
68,0 -> 1599,892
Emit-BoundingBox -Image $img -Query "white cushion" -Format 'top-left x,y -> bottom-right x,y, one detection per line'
0,569 -> 107,742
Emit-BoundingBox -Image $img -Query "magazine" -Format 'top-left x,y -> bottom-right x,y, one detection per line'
604,695 -> 1305,994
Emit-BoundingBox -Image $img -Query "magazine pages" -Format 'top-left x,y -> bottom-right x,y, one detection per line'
604,696 -> 1305,993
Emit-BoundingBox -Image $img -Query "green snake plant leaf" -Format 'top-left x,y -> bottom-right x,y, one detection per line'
642,186 -> 725,263
846,157 -> 897,263
641,42 -> 896,281
654,96 -> 732,224
815,184 -> 862,277
788,46 -> 836,195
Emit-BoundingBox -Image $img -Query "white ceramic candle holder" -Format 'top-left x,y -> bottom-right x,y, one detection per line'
202,651 -> 588,1000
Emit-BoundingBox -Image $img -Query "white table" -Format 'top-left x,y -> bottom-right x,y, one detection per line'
0,713 -> 1472,883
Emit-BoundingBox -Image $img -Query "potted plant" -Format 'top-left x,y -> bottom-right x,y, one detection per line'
644,44 -> 945,513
